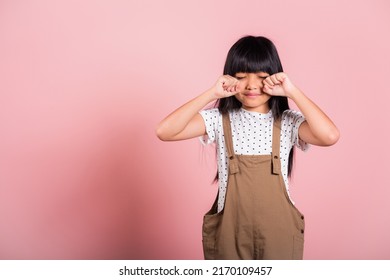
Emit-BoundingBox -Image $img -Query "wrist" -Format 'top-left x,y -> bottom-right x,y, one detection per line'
287,87 -> 304,101
202,87 -> 219,102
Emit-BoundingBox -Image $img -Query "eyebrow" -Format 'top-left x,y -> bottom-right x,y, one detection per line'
235,73 -> 270,79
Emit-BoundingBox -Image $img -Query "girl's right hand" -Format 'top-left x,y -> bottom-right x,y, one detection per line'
212,75 -> 240,99
157,75 -> 239,141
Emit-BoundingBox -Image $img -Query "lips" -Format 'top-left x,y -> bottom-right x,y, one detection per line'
244,92 -> 261,97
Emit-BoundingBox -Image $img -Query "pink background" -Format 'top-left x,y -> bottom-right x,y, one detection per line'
0,0 -> 389,259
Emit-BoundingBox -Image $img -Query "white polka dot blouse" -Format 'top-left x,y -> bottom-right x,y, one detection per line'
199,108 -> 309,213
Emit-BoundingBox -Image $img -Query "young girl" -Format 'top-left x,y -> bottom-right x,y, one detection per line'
156,36 -> 339,260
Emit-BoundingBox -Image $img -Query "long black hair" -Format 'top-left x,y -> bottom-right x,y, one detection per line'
215,35 -> 295,177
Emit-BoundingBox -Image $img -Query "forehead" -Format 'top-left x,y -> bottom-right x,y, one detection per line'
230,57 -> 273,74
235,71 -> 269,75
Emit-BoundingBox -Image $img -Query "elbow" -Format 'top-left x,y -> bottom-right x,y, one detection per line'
155,124 -> 175,141
156,126 -> 169,141
324,128 -> 340,146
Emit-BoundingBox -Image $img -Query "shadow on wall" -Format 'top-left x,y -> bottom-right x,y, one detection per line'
102,120 -> 180,259
66,119 -> 183,259
0,116 -> 183,259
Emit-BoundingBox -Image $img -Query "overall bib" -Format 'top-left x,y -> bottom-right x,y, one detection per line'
202,113 -> 305,260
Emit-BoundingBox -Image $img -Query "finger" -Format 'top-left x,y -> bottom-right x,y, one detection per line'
223,83 -> 235,92
231,83 -> 241,93
263,77 -> 274,87
228,85 -> 237,92
270,75 -> 280,85
223,77 -> 238,88
231,79 -> 240,89
222,80 -> 232,90
275,72 -> 286,82
262,85 -> 272,94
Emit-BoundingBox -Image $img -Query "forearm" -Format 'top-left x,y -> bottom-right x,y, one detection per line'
289,88 -> 340,145
156,89 -> 217,140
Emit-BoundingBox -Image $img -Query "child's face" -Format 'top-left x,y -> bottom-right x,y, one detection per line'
234,72 -> 271,113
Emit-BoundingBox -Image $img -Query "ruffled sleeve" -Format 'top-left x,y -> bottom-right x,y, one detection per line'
284,110 -> 309,151
199,108 -> 220,145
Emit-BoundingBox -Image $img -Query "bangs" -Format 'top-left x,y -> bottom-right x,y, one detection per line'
230,50 -> 274,74
223,36 -> 282,76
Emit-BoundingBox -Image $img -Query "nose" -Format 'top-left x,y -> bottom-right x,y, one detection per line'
245,74 -> 262,90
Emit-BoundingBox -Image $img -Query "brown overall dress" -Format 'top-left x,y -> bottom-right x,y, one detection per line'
202,113 -> 305,260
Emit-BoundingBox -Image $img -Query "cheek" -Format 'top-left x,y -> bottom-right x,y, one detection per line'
234,94 -> 244,104
236,83 -> 244,92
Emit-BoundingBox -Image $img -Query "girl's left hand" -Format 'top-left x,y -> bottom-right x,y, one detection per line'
262,72 -> 297,98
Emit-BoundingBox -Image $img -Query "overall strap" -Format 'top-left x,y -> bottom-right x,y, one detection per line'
222,113 -> 239,174
271,117 -> 282,175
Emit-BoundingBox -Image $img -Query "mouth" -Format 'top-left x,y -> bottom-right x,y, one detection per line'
244,92 -> 261,97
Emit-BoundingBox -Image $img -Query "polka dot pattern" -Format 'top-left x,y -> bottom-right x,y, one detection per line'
200,108 -> 308,212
